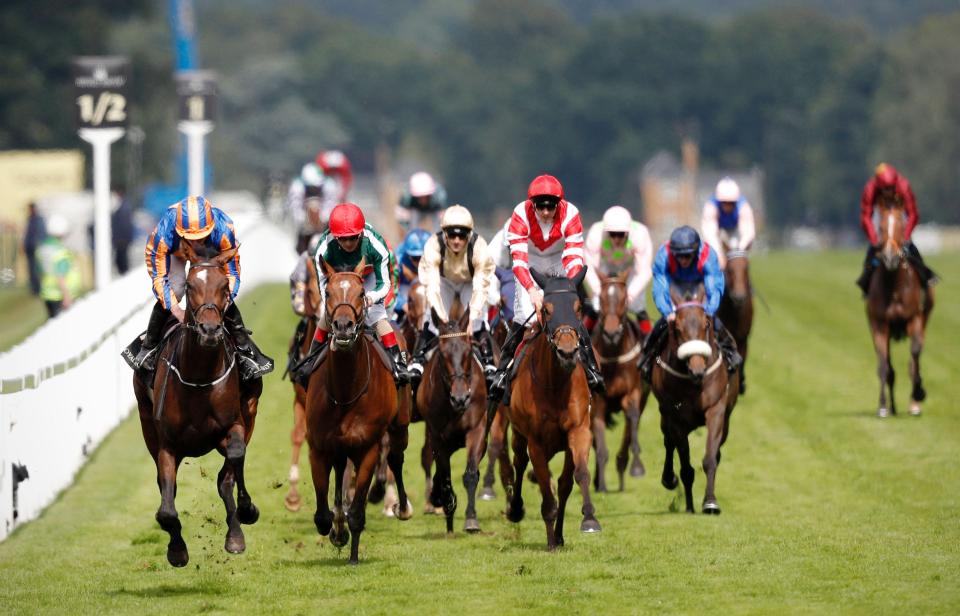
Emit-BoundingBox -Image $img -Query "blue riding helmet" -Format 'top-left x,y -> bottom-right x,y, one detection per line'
401,228 -> 431,258
669,225 -> 701,256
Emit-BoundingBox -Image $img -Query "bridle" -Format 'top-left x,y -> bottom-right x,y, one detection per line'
326,271 -> 367,345
185,263 -> 227,336
436,329 -> 475,408
657,300 -> 723,380
599,279 -> 627,343
541,288 -> 581,352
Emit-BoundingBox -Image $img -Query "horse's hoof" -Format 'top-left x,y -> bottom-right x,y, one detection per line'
909,402 -> 922,416
284,493 -> 302,512
480,487 -> 496,501
877,407 -> 890,418
506,505 -> 525,524
225,534 -> 246,554
662,474 -> 679,490
703,502 -> 722,515
580,518 -> 602,533
315,512 -> 332,536
237,503 -> 259,525
464,518 -> 481,533
166,548 -> 189,567
630,460 -> 645,477
330,528 -> 350,549
913,383 -> 927,402
393,500 -> 414,521
383,506 -> 395,518
368,480 -> 386,504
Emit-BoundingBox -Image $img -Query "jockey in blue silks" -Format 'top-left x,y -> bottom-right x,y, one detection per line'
637,225 -> 741,380
393,228 -> 432,321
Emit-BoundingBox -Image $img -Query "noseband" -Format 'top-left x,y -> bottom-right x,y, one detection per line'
327,272 -> 367,344
186,263 -> 226,335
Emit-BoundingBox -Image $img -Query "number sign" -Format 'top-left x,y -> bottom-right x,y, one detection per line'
176,70 -> 217,123
72,56 -> 130,129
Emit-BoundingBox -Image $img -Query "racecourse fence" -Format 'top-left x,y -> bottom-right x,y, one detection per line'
0,193 -> 297,542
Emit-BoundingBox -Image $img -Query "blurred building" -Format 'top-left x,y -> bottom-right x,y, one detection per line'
639,139 -> 765,246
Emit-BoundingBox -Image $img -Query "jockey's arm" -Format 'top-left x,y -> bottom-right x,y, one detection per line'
902,181 -> 919,240
582,223 -> 603,297
626,225 -> 653,304
214,220 -> 241,300
469,237 -> 496,324
366,234 -> 392,305
860,181 -> 880,245
737,203 -> 756,251
651,247 -> 674,318
703,249 -> 725,316
419,235 -> 446,322
507,210 -> 535,292
560,211 -> 585,279
145,210 -> 179,310
701,202 -> 721,254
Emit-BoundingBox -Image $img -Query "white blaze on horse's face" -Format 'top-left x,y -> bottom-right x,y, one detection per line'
677,339 -> 712,360
339,280 -> 351,291
195,269 -> 208,284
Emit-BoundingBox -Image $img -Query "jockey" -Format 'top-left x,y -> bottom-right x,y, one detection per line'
396,171 -> 447,232
295,203 -> 410,386
583,205 -> 653,335
856,163 -> 937,294
123,196 -> 274,380
701,177 -> 756,268
316,149 -> 353,202
408,205 -> 497,384
393,228 -> 432,321
487,174 -> 605,402
636,226 -> 741,380
288,162 -> 330,253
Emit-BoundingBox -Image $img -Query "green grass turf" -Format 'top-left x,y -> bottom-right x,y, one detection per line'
0,286 -> 48,352
0,251 -> 957,615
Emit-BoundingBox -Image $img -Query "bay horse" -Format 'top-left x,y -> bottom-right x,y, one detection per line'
480,315 -> 513,501
505,268 -> 600,550
284,258 -> 321,512
305,257 -> 413,564
591,272 -> 651,492
717,250 -> 753,395
133,243 -> 261,567
416,298 -> 489,533
866,200 -> 934,417
651,283 -> 739,514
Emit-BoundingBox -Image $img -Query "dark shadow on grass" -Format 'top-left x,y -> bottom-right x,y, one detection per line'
109,583 -> 226,598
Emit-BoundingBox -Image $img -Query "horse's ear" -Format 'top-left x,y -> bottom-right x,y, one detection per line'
354,256 -> 366,276
318,255 -> 336,279
530,267 -> 547,290
616,270 -> 629,283
181,240 -> 199,264
430,307 -> 443,326
598,271 -> 609,286
572,265 -> 587,290
456,304 -> 470,332
669,283 -> 681,305
306,258 -> 321,315
215,244 -> 239,267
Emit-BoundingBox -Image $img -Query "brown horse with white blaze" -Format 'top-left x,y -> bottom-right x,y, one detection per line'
651,283 -> 739,514
866,200 -> 933,417
591,272 -> 651,492
305,257 -> 413,564
505,268 -> 600,550
133,243 -> 262,567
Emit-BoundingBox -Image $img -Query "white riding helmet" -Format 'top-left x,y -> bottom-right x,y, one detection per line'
46,214 -> 70,238
440,204 -> 474,230
409,172 -> 437,198
300,162 -> 324,188
602,205 -> 632,233
715,177 -> 741,202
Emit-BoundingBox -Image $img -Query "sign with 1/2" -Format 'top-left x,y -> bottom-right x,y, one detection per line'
176,70 -> 217,123
72,56 -> 130,129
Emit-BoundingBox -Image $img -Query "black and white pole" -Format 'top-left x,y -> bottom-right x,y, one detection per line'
73,56 -> 129,290
176,71 -> 217,196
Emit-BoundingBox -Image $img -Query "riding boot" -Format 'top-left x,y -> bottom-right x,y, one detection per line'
408,323 -> 435,386
126,301 -> 169,372
856,245 -> 878,295
636,317 -> 668,382
487,323 -> 523,404
292,335 -> 327,388
224,303 -> 275,380
387,345 -> 411,387
578,325 -> 606,395
473,328 -> 497,380
713,316 -> 742,374
285,317 -> 309,377
905,242 -> 939,287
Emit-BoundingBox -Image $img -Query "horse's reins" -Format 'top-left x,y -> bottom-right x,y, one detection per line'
433,329 -> 480,409
324,272 -> 372,406
657,301 -> 724,380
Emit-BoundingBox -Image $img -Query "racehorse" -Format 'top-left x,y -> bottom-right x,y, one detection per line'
480,314 -> 513,501
133,243 -> 262,567
865,200 -> 934,417
284,259 -> 321,512
591,272 -> 651,492
505,268 -> 600,550
718,250 -> 753,395
416,298 -> 488,533
651,283 -> 739,514
305,257 -> 413,564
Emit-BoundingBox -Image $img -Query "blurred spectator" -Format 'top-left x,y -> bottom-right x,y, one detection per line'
38,215 -> 81,318
23,202 -> 46,295
112,192 -> 135,274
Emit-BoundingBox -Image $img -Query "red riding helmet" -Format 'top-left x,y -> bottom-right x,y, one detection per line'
527,174 -> 564,200
874,163 -> 899,188
328,203 -> 365,237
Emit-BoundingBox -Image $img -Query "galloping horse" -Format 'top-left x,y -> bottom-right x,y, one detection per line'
866,200 -> 934,417
651,283 -> 739,514
591,272 -> 651,492
416,299 -> 489,533
133,243 -> 262,567
505,268 -> 600,550
717,250 -> 753,395
305,258 -> 412,564
480,315 -> 513,501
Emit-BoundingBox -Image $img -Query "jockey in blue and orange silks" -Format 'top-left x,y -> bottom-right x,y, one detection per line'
636,225 -> 741,381
122,195 -> 274,380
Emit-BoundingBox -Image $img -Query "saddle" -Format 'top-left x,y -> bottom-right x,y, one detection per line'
121,318 -> 183,374
292,328 -> 396,387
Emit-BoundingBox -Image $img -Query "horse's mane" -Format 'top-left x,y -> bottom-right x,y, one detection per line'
189,242 -> 221,260
671,281 -> 704,303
